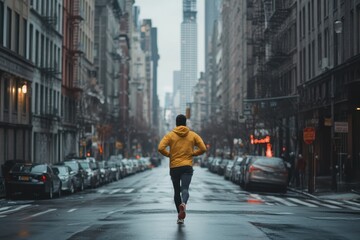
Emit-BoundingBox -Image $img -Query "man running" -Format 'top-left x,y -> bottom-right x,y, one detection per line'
158,114 -> 207,224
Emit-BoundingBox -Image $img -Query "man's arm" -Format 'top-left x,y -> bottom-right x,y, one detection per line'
193,134 -> 207,156
158,134 -> 170,157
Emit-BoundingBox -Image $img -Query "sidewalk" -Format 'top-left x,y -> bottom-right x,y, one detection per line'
289,186 -> 360,201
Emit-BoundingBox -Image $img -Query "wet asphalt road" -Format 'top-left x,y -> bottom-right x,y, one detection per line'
0,160 -> 360,240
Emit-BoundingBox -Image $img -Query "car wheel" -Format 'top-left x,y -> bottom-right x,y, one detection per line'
80,180 -> 85,191
48,185 -> 53,199
57,184 -> 62,198
69,182 -> 75,194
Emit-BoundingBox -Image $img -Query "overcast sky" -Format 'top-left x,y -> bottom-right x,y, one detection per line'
134,0 -> 205,107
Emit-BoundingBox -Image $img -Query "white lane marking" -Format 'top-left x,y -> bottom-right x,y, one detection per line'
67,208 -> 77,213
0,204 -> 31,215
287,198 -> 318,207
20,208 -> 57,220
307,199 -> 341,209
124,188 -> 134,193
97,189 -> 107,194
267,196 -> 297,207
110,189 -> 121,194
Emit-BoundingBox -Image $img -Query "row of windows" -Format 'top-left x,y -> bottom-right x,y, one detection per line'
0,2 -> 62,70
0,77 -> 27,114
299,3 -> 360,82
0,77 -> 72,123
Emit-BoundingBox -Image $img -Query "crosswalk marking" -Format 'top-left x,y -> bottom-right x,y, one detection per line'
307,199 -> 341,209
0,204 -> 31,215
267,196 -> 297,207
287,197 -> 318,207
344,200 -> 360,207
110,189 -> 121,194
124,188 -> 134,193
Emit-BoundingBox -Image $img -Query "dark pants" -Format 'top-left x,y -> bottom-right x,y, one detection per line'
170,166 -> 193,213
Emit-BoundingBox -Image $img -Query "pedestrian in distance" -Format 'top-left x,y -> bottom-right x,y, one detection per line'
296,154 -> 306,190
158,114 -> 207,224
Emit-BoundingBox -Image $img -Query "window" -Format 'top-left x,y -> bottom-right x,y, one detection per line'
318,33 -> 322,63
324,28 -> 329,58
350,11 -> 354,56
357,5 -> 360,54
0,1 -> 4,45
324,0 -> 328,18
4,78 -> 9,111
35,30 -> 39,65
29,24 -> 33,61
15,12 -> 20,54
7,8 -> 12,49
13,81 -> 18,112
40,34 -> 44,67
23,18 -> 27,57
35,83 -> 39,114
308,2 -> 311,33
317,0 -> 321,24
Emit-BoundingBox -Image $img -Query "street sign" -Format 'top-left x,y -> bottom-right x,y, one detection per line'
303,127 -> 315,144
334,121 -> 348,133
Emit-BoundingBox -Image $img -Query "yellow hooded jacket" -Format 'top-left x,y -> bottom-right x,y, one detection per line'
158,126 -> 207,168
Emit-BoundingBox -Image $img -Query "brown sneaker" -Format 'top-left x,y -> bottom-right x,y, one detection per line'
178,203 -> 186,220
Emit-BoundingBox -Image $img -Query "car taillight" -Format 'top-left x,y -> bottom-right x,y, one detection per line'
41,175 -> 47,182
248,165 -> 260,173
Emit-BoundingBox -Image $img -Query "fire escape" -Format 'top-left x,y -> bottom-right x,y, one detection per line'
69,0 -> 85,127
70,0 -> 84,92
38,8 -> 61,128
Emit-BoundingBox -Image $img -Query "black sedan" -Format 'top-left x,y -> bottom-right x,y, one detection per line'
6,163 -> 62,199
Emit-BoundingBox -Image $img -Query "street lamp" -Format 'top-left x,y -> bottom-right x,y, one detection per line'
331,19 -> 343,191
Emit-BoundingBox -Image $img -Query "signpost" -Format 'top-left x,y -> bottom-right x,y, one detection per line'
303,127 -> 315,144
303,127 -> 316,193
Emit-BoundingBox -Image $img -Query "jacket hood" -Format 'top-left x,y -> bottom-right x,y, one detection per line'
173,126 -> 190,137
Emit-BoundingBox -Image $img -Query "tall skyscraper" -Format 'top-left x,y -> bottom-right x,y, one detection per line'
180,0 -> 198,114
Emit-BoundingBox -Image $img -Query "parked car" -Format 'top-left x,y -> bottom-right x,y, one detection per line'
218,158 -> 231,175
62,160 -> 86,191
230,156 -> 244,184
6,163 -> 61,199
52,165 -> 76,194
224,160 -> 235,180
78,159 -> 100,188
98,161 -> 111,184
242,156 -> 289,193
239,155 -> 255,187
109,155 -> 124,180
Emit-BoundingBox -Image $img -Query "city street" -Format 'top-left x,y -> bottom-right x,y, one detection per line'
0,160 -> 360,240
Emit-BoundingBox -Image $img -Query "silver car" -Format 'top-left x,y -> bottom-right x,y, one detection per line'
52,165 -> 76,194
243,156 -> 288,193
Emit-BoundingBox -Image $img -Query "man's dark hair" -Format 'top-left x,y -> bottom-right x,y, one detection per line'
176,114 -> 187,126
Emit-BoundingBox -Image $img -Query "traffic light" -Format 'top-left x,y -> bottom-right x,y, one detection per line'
186,107 -> 191,119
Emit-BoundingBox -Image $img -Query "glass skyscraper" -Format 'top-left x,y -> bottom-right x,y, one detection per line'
180,0 -> 198,114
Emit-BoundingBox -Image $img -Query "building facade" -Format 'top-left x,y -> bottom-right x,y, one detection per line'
0,0 -> 33,165
29,0 -> 63,163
